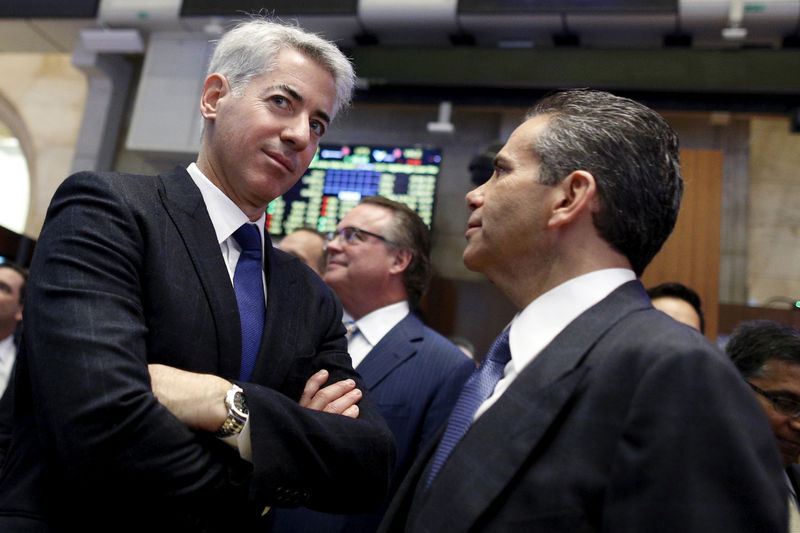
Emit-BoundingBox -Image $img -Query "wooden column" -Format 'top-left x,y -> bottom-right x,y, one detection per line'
641,149 -> 723,340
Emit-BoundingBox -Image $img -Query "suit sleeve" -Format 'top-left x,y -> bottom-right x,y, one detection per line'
243,276 -> 397,513
603,338 -> 787,532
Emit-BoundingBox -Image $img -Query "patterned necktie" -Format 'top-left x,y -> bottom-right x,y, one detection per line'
426,328 -> 511,487
344,320 -> 358,340
232,223 -> 265,381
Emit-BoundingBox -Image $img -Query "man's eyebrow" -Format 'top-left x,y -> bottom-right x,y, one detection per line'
264,84 -> 331,125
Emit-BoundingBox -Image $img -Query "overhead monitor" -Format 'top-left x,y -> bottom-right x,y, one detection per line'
266,143 -> 441,238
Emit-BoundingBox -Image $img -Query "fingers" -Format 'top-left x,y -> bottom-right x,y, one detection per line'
299,371 -> 363,418
320,386 -> 362,416
299,369 -> 330,408
341,404 -> 360,419
305,378 -> 357,411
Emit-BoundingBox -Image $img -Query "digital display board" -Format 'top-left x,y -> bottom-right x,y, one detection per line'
266,144 -> 441,237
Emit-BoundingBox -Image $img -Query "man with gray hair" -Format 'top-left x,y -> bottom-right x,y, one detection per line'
0,19 -> 394,532
380,89 -> 785,532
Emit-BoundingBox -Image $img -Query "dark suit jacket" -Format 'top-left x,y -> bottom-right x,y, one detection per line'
0,168 -> 395,532
0,355 -> 16,474
380,280 -> 787,533
270,311 -> 474,532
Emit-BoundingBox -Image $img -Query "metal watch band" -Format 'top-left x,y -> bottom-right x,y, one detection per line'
214,384 -> 248,438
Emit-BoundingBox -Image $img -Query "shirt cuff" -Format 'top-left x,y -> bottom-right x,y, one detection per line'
219,417 -> 252,462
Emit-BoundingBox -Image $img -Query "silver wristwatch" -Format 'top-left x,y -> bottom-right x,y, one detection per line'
215,384 -> 248,438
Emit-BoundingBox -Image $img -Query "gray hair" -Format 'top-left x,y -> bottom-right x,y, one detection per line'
526,89 -> 683,277
207,18 -> 356,118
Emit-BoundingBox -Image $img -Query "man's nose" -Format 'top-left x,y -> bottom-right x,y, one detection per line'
281,115 -> 311,151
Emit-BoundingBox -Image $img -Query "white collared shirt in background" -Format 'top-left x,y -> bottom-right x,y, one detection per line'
474,268 -> 636,420
0,334 -> 15,395
347,301 -> 410,368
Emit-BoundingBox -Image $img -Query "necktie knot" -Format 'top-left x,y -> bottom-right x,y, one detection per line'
344,320 -> 358,340
485,328 -> 511,365
233,223 -> 262,252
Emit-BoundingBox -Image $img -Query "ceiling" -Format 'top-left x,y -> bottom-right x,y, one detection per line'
2,1 -> 800,113
1,0 -> 800,53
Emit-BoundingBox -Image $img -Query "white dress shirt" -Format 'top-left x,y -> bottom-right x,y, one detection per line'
474,268 -> 636,420
346,301 -> 410,368
0,334 -> 16,395
187,162 -> 269,461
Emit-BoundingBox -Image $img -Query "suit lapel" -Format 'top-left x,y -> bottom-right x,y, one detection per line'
157,166 -> 242,380
356,313 -> 424,389
413,281 -> 651,529
251,245 -> 302,388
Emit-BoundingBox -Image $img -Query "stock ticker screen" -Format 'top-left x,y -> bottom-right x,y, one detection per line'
266,143 -> 442,237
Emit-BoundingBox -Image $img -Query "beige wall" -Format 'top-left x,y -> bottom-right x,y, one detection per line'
748,116 -> 800,307
0,53 -> 87,237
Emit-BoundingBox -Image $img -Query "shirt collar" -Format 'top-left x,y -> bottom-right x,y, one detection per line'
353,301 -> 410,347
186,162 -> 266,245
0,335 -> 15,361
508,268 -> 635,373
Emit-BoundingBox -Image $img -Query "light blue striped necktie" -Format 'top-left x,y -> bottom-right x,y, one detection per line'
426,328 -> 511,487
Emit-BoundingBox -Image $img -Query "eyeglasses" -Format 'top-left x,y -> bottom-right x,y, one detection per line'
326,226 -> 396,247
748,382 -> 800,418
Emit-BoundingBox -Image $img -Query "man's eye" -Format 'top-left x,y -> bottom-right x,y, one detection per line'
310,119 -> 326,136
270,95 -> 289,108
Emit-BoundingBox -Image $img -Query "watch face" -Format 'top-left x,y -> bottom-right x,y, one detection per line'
233,391 -> 248,415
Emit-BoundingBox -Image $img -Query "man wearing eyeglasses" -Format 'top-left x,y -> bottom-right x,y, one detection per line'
269,196 -> 474,533
727,319 -> 800,531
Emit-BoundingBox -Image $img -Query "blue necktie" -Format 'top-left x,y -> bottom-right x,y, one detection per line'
426,328 -> 511,487
232,223 -> 265,381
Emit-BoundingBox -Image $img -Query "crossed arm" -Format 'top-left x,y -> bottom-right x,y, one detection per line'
148,364 -> 363,434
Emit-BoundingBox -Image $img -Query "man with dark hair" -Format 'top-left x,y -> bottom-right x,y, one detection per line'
278,227 -> 327,276
0,261 -> 25,397
271,196 -> 473,533
0,19 -> 394,531
380,89 -> 785,532
647,281 -> 705,333
727,319 -> 800,531
0,261 -> 26,471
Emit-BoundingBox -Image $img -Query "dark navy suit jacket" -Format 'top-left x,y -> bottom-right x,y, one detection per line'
0,168 -> 395,532
379,281 -> 787,533
270,311 -> 474,532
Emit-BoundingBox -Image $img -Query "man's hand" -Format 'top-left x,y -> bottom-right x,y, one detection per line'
299,369 -> 362,418
148,364 -> 231,433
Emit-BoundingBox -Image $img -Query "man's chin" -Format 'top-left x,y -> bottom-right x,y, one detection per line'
462,247 -> 484,273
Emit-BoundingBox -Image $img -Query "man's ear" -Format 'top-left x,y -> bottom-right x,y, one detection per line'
389,248 -> 413,275
547,170 -> 597,228
200,73 -> 230,120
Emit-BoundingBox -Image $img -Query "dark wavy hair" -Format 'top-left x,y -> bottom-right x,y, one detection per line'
727,320 -> 800,379
646,282 -> 705,333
